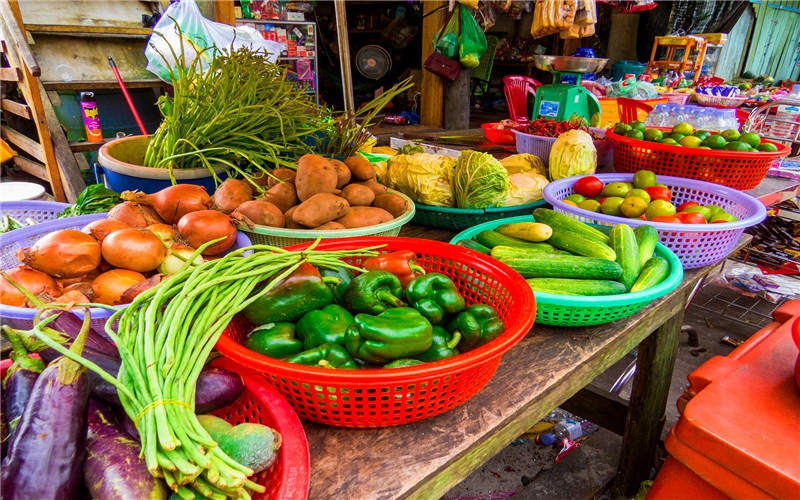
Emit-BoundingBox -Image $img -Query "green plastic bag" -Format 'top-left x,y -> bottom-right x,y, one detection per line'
458,5 -> 487,69
433,8 -> 460,59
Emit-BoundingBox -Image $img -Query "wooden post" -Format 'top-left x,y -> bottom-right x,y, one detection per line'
420,1 -> 446,127
444,65 -> 471,130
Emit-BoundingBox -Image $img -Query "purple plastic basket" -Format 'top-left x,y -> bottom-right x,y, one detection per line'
1,200 -> 70,227
512,128 -> 613,167
542,173 -> 767,269
0,213 -> 252,332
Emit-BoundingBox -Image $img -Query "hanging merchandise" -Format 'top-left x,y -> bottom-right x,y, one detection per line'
531,0 -> 577,39
560,0 -> 596,38
458,5 -> 489,68
425,7 -> 461,81
597,0 -> 657,14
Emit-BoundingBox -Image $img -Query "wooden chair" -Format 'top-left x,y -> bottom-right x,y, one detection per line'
617,97 -> 654,123
503,75 -> 542,122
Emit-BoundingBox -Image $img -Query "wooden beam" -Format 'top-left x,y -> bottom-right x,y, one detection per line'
1,97 -> 31,119
214,0 -> 236,26
1,0 -> 39,76
11,155 -> 48,181
420,1 -> 446,127
2,127 -> 45,163
42,79 -> 165,91
0,66 -> 20,81
23,25 -> 152,37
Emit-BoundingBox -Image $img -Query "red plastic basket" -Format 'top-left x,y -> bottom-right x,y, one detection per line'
481,122 -> 517,145
215,236 -> 536,428
0,357 -> 310,500
606,128 -> 790,191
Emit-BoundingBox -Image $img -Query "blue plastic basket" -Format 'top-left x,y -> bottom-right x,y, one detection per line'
450,215 -> 684,327
413,200 -> 547,231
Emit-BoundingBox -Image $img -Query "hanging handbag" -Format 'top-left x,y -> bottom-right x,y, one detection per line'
424,7 -> 460,81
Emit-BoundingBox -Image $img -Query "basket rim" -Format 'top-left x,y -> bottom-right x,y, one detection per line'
238,189 -> 415,238
215,236 -> 536,381
449,215 -> 684,306
542,173 -> 767,232
414,199 -> 546,215
0,200 -> 71,212
605,128 -> 791,158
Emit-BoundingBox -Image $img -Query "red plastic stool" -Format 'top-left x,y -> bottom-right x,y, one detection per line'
617,97 -> 653,123
503,75 -> 541,122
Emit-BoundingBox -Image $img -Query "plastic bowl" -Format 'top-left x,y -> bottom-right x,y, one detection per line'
481,123 -> 517,145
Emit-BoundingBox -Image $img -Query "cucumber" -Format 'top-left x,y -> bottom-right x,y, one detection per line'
630,256 -> 671,293
490,245 -> 567,261
495,222 -> 553,242
610,224 -> 641,292
526,278 -> 627,296
476,230 -> 561,252
533,207 -> 610,244
497,253 -> 623,280
546,226 -> 617,261
455,239 -> 491,255
634,224 -> 660,267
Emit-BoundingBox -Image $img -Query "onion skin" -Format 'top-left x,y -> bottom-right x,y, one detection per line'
160,243 -> 204,276
101,228 -> 167,273
81,218 -> 130,244
177,210 -> 238,256
119,274 -> 165,304
121,185 -> 213,224
108,202 -> 165,228
146,223 -> 178,247
0,266 -> 60,307
16,229 -> 101,279
92,269 -> 147,305
212,179 -> 253,214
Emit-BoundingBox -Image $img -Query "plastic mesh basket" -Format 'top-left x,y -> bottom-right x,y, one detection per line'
606,128 -> 789,191
215,236 -> 536,427
450,215 -> 683,327
512,128 -> 613,167
694,93 -> 748,108
0,214 -> 252,331
239,190 -> 415,247
1,200 -> 70,226
660,93 -> 691,105
543,173 -> 767,269
412,200 -> 546,231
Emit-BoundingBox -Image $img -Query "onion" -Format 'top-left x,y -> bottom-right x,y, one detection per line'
61,281 -> 95,301
147,223 -> 178,246
160,243 -> 205,276
120,274 -> 165,304
82,218 -> 130,243
0,266 -> 60,307
56,289 -> 91,305
212,179 -> 253,214
92,269 -> 147,305
121,185 -> 213,224
101,228 -> 168,272
177,210 -> 238,256
16,229 -> 101,279
109,201 -> 165,228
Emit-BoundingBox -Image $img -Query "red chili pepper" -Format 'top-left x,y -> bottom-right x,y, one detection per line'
362,250 -> 426,288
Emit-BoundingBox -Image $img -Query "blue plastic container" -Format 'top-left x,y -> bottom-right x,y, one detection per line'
611,60 -> 646,81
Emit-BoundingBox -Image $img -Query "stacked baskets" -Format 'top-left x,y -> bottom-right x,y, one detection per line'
543,173 -> 767,269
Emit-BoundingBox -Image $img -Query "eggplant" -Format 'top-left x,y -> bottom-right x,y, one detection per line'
3,353 -> 45,443
84,400 -> 168,500
0,329 -> 92,499
37,308 -> 119,359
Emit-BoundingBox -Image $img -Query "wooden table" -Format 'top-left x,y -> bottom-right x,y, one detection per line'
302,222 -> 745,499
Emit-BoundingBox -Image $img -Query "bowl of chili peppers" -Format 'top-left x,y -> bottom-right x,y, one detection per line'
513,119 -> 613,167
215,236 -> 536,427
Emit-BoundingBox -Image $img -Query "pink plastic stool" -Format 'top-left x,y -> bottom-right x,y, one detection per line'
503,75 -> 542,122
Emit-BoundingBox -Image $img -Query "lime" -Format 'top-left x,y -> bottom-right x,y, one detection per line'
723,141 -> 750,152
669,133 -> 686,142
625,129 -> 645,140
660,138 -> 679,145
672,122 -> 694,136
720,129 -> 741,142
679,136 -> 703,148
701,134 -> 727,150
629,120 -> 647,132
614,123 -> 633,135
739,132 -> 762,148
643,128 -> 663,142
692,130 -> 711,141
757,142 -> 778,152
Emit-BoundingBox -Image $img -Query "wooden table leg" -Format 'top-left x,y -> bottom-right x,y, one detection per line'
612,306 -> 685,498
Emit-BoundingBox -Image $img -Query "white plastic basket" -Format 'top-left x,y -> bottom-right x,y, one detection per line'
512,128 -> 613,167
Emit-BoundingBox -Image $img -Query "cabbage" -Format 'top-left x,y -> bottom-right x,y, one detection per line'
386,153 -> 456,207
500,153 -> 547,177
452,150 -> 510,209
548,130 -> 597,180
373,160 -> 390,185
505,172 -> 549,206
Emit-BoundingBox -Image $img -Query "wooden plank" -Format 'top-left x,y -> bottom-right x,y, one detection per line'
24,24 -> 151,37
561,385 -> 629,436
43,79 -> 165,91
0,97 -> 31,119
420,1 -> 446,128
0,66 -> 20,81
2,126 -> 45,162
16,0 -> 157,29
0,0 -> 39,75
11,154 -> 48,180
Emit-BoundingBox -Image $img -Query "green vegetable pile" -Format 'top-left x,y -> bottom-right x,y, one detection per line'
58,184 -> 121,218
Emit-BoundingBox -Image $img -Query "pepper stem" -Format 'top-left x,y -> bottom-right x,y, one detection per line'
376,290 -> 405,307
447,331 -> 462,350
409,263 -> 427,276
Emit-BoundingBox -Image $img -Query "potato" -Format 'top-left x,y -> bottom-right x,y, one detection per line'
372,193 -> 408,218
335,206 -> 394,229
295,154 -> 339,202
354,179 -> 388,197
236,200 -> 285,228
339,184 -> 375,207
329,159 -> 352,189
312,221 -> 346,231
344,156 -> 376,181
293,193 -> 350,228
248,171 -> 273,188
266,167 -> 297,187
259,182 -> 298,213
212,179 -> 253,214
283,206 -> 308,229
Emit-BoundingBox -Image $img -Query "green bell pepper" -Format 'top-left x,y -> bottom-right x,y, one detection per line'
283,343 -> 359,369
415,326 -> 461,362
345,307 -> 433,364
319,265 -> 355,305
244,322 -> 304,359
447,304 -> 505,352
405,272 -> 466,324
242,262 -> 334,325
343,270 -> 405,315
383,359 -> 426,369
296,304 -> 354,350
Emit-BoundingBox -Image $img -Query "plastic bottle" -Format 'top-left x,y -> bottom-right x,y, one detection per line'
536,419 -> 583,446
79,92 -> 103,143
772,83 -> 800,140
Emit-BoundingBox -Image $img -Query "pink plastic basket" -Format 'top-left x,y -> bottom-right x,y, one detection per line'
660,93 -> 691,105
542,173 -> 767,269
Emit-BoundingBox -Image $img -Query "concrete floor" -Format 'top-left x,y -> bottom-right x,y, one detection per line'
442,263 -> 782,500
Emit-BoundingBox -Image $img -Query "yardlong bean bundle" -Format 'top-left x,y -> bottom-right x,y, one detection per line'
33,242 -> 381,499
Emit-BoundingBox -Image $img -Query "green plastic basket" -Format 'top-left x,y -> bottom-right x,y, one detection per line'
413,200 -> 547,231
450,215 -> 684,327
239,190 -> 415,247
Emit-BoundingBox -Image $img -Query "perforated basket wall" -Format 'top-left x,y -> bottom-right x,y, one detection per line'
450,216 -> 684,327
543,173 -> 767,269
606,128 -> 789,191
215,237 -> 536,427
1,201 -> 70,227
412,200 -> 546,231
512,128 -> 613,167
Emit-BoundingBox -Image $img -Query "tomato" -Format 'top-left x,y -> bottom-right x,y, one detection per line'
573,176 -> 604,198
620,197 -> 648,218
677,201 -> 700,212
650,215 -> 681,223
676,212 -> 707,224
644,186 -> 672,203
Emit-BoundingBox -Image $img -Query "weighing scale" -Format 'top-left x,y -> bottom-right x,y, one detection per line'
531,55 -> 608,124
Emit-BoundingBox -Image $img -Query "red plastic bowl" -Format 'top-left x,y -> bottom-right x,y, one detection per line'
793,316 -> 800,392
482,122 -> 517,145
